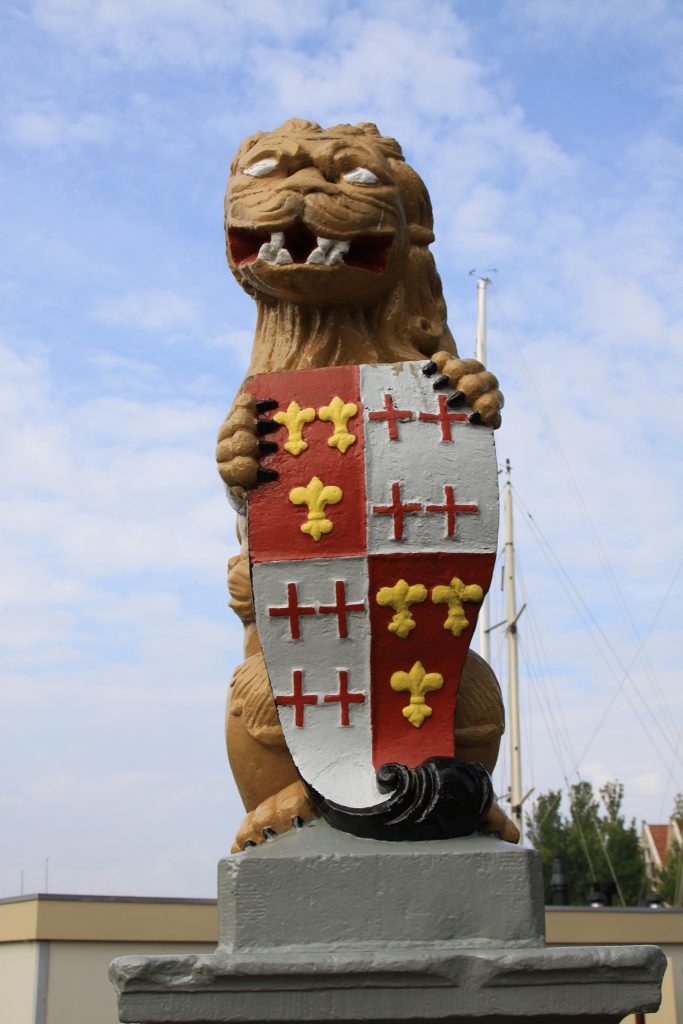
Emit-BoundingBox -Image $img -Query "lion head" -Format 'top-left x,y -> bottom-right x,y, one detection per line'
224,119 -> 457,374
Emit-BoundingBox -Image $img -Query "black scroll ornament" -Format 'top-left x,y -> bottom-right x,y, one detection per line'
305,756 -> 493,842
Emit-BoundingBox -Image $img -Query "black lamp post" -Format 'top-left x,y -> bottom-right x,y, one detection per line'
550,856 -> 570,905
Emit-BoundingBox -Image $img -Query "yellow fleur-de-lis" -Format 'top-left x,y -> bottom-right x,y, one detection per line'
390,661 -> 444,728
318,396 -> 358,454
289,476 -> 343,541
273,400 -> 316,456
431,577 -> 484,637
376,579 -> 427,638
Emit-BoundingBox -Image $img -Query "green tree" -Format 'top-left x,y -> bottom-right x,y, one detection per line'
526,780 -> 646,906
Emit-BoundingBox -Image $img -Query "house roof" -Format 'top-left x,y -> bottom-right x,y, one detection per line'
649,824 -> 669,865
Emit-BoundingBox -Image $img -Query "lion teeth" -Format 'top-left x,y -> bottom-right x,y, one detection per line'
257,232 -> 285,264
257,231 -> 349,266
306,237 -> 350,266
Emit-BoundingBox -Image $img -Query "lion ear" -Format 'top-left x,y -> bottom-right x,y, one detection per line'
355,122 -> 381,136
357,124 -> 404,162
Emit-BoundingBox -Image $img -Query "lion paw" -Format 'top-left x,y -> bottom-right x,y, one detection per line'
230,780 -> 318,852
480,800 -> 520,844
216,392 -> 281,498
424,352 -> 504,429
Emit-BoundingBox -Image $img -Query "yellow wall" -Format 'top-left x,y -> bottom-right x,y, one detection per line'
45,941 -> 214,1024
2,898 -> 681,1024
0,941 -> 37,1024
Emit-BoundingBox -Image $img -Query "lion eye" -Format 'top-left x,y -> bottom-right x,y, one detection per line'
343,167 -> 380,185
244,158 -> 279,178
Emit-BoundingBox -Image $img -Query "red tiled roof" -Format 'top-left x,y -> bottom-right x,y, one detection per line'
649,824 -> 669,864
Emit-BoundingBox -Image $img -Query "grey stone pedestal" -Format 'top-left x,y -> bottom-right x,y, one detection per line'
110,820 -> 665,1024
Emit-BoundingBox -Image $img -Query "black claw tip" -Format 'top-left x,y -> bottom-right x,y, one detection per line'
291,816 -> 305,829
256,467 -> 278,483
255,398 -> 278,413
433,374 -> 450,390
258,440 -> 278,455
469,412 -> 482,425
243,840 -> 257,848
447,391 -> 466,408
257,418 -> 280,436
422,361 -> 438,377
262,828 -> 277,841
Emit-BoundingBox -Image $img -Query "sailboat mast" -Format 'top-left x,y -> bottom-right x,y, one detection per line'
475,276 -> 491,665
504,458 -> 523,839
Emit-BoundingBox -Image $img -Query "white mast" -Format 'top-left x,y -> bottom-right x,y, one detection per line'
504,458 -> 523,840
475,276 -> 492,665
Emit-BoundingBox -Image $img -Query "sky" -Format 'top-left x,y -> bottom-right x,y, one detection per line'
1,0 -> 682,898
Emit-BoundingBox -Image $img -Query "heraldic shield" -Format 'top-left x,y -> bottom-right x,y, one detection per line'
246,361 -> 499,840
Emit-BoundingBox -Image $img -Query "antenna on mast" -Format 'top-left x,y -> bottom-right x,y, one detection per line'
469,270 -> 497,664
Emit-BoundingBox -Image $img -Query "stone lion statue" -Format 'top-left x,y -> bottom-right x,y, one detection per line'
216,119 -> 517,850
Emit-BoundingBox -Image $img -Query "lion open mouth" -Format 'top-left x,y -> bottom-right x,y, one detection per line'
229,223 -> 393,273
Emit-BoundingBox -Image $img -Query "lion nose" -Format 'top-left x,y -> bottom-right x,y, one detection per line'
286,167 -> 340,196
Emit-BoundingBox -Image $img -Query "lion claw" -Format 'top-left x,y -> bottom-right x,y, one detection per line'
257,418 -> 280,436
422,361 -> 438,377
258,440 -> 278,455
255,398 -> 278,413
256,467 -> 278,483
469,412 -> 482,425
447,391 -> 466,408
262,828 -> 278,841
432,374 -> 450,390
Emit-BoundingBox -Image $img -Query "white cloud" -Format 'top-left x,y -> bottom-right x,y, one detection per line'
91,289 -> 197,332
6,109 -> 113,149
29,0 -> 336,68
510,0 -> 674,39
0,334 -> 245,894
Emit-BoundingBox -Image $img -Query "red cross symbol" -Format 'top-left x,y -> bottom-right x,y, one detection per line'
319,580 -> 365,639
367,393 -> 413,440
324,670 -> 365,726
426,485 -> 479,537
418,395 -> 468,441
276,670 -> 318,727
268,582 -> 316,640
372,481 -> 422,540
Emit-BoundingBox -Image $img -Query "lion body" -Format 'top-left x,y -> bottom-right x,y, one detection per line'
218,120 -> 511,849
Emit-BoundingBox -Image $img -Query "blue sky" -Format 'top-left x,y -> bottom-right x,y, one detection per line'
2,0 -> 683,897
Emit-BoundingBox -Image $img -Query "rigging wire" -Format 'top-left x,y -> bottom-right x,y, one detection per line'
516,558 -> 578,776
659,720 -> 683,821
513,485 -> 683,786
489,288 -> 678,746
518,632 -> 628,904
500,502 -> 602,886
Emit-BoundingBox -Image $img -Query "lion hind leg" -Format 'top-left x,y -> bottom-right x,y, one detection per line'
480,800 -> 520,844
231,779 -> 318,852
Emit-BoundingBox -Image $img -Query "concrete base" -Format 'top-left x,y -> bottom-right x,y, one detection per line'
110,820 -> 665,1024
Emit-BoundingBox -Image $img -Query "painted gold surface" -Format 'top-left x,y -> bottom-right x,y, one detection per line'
432,576 -> 484,637
376,578 -> 428,638
289,476 -> 343,541
273,400 -> 316,456
390,660 -> 444,728
318,396 -> 358,454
